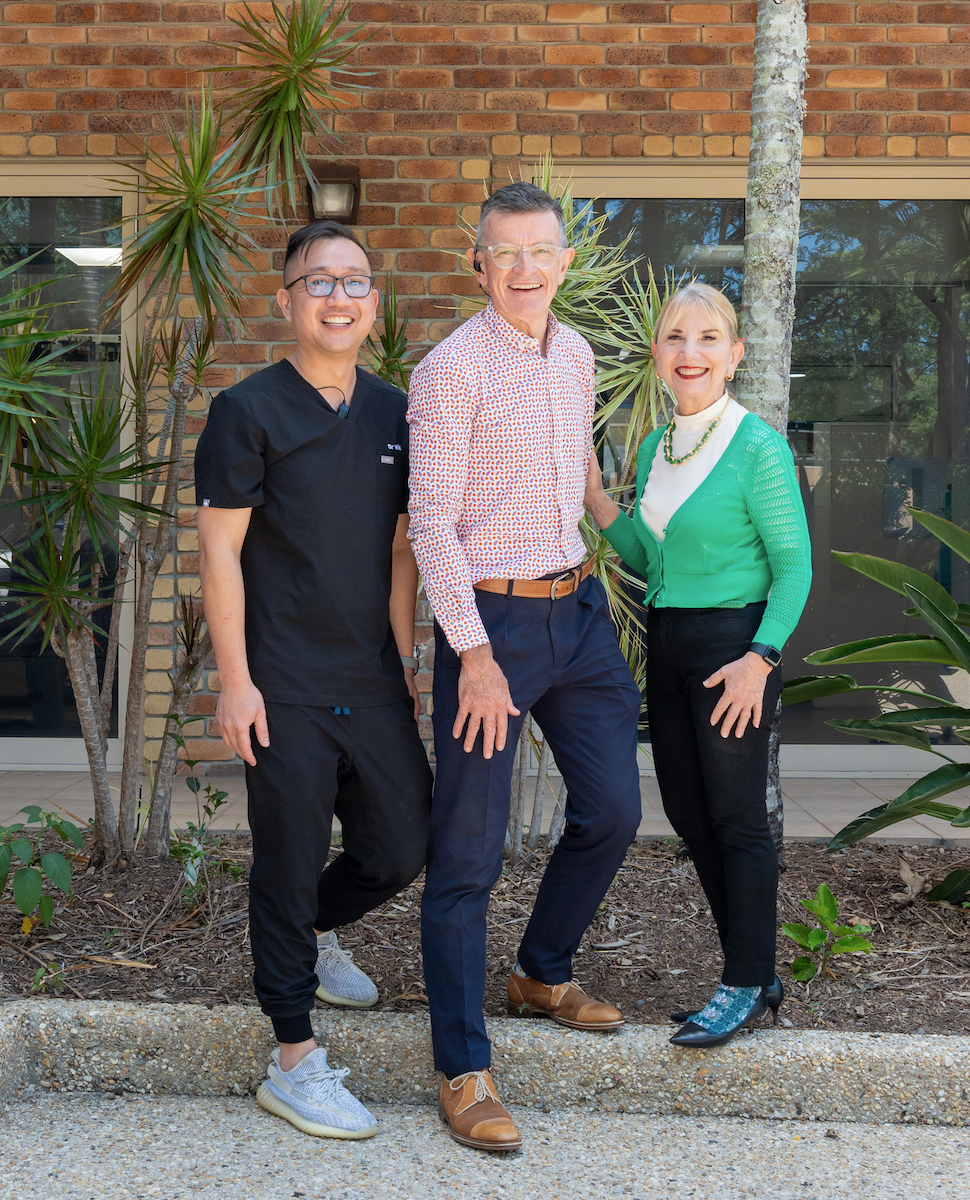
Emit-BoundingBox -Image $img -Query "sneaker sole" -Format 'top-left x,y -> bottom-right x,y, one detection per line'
256,1083 -> 379,1140
314,984 -> 379,1008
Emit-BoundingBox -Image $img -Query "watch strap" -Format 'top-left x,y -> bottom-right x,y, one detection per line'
749,642 -> 783,667
400,655 -> 418,670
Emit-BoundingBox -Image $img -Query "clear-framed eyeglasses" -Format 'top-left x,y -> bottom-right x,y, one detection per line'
477,244 -> 565,270
285,272 -> 375,298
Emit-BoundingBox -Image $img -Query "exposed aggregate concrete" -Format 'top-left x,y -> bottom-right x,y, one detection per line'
1,1095 -> 968,1200
3,1001 -> 970,1126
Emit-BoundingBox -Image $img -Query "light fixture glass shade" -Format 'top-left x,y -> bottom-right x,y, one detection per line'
309,182 -> 356,221
55,246 -> 123,267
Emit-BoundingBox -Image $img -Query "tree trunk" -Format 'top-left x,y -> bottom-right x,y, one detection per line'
526,735 -> 552,852
144,629 -> 212,858
738,0 -> 808,861
504,718 -> 530,865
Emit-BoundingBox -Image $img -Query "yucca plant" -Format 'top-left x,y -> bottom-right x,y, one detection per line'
783,506 -> 970,849
365,274 -> 418,393
214,0 -> 373,215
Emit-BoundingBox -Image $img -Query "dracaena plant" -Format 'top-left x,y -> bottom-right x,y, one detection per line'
783,507 -> 970,848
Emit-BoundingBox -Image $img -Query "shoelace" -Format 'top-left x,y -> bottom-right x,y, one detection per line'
317,939 -> 356,969
292,1057 -> 352,1104
449,1071 -> 492,1105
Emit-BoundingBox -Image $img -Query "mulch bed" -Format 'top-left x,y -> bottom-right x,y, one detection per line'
2,834 -> 970,1035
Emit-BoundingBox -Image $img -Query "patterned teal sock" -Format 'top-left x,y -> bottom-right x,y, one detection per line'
693,984 -> 761,1034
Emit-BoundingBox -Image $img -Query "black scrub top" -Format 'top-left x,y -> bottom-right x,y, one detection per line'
194,359 -> 410,708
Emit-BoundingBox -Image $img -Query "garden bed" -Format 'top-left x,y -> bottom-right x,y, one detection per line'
2,836 -> 969,1035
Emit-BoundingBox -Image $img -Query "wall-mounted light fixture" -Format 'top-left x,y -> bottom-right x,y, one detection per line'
55,247 -> 123,267
306,161 -> 361,225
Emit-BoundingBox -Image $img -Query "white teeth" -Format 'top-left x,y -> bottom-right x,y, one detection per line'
323,317 -> 352,325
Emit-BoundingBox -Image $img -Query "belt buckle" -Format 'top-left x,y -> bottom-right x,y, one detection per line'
549,566 -> 579,602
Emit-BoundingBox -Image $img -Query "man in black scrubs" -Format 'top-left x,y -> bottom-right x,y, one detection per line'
195,221 -> 432,1140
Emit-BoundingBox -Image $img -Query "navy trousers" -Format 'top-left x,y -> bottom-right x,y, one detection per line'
421,575 -> 643,1076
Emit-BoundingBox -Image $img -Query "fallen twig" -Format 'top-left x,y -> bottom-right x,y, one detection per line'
0,935 -> 85,999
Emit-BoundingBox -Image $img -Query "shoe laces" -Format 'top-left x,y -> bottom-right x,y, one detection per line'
294,1055 -> 352,1104
449,1070 -> 493,1106
317,938 -> 355,970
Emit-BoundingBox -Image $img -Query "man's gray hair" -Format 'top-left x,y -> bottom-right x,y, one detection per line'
475,182 -> 567,247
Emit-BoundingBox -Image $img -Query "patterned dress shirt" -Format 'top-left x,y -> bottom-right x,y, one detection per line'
407,303 -> 594,653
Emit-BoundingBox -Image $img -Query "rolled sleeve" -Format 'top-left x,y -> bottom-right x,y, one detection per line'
406,356 -> 489,653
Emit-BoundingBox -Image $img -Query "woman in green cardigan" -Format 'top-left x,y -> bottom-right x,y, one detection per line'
585,282 -> 812,1048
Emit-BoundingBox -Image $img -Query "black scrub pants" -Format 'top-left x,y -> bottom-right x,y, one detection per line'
246,699 -> 433,1044
646,602 -> 782,988
421,575 -> 643,1077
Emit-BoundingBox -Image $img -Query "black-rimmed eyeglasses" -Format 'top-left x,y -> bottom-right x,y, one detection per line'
284,272 -> 375,298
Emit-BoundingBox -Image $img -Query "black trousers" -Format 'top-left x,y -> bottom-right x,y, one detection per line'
647,603 -> 781,988
246,699 -> 432,1043
421,576 -> 643,1076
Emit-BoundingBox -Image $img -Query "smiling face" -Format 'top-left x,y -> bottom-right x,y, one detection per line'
276,235 -> 379,363
652,302 -> 745,415
466,208 -> 574,341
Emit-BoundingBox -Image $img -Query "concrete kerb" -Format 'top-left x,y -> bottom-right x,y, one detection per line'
1,1000 -> 969,1125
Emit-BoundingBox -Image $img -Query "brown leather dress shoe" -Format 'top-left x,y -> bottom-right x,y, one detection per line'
438,1069 -> 522,1152
507,971 -> 625,1031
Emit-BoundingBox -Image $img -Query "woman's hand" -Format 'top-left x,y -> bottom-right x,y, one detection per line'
703,651 -> 773,739
584,450 -> 620,529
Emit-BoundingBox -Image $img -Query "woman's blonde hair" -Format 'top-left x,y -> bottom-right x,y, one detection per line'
653,281 -> 740,346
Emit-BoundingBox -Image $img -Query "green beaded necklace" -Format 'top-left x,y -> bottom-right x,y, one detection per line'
662,404 -> 724,466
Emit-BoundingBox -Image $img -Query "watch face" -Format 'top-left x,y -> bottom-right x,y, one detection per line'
765,646 -> 783,667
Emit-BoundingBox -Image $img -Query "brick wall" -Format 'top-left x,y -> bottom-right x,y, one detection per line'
0,1 -> 967,769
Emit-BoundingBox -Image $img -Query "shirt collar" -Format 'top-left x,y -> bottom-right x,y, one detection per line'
483,302 -> 559,354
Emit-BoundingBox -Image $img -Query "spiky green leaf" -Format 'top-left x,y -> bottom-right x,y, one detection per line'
832,550 -> 956,618
805,635 -> 958,667
781,674 -> 858,705
825,718 -> 934,753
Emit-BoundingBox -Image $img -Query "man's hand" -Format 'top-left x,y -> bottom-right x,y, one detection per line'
404,667 -> 421,721
454,643 -> 521,759
703,651 -> 773,739
216,680 -> 270,767
583,450 -> 620,530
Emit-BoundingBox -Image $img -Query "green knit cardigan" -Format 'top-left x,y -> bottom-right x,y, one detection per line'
602,412 -> 812,650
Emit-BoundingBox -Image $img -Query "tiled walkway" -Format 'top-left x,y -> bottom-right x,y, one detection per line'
1,770 -> 968,844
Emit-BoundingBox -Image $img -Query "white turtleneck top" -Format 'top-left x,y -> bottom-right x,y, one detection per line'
639,393 -> 749,543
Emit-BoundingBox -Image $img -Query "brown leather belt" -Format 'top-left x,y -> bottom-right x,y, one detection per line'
473,558 -> 595,600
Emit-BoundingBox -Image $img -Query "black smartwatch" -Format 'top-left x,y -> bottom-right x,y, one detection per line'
749,642 -> 783,668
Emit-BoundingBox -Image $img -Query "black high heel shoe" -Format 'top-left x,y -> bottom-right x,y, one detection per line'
669,977 -> 784,1049
669,974 -> 784,1025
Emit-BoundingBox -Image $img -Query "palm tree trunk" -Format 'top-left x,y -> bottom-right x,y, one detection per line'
738,0 -> 808,864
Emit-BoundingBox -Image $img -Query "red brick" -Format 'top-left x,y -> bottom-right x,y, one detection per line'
397,251 -> 452,270
918,4 -> 970,19
604,46 -> 663,65
160,2 -> 224,17
356,154 -> 394,175
670,4 -> 730,20
607,2 -> 667,17
917,135 -> 947,155
430,182 -> 486,202
858,90 -> 916,111
422,45 -> 479,65
805,3 -> 853,17
856,136 -> 886,155
395,111 -> 455,131
888,67 -> 946,87
730,45 -> 753,65
366,135 -> 427,155
458,111 -> 515,131
888,25 -> 947,42
732,2 -> 754,18
485,88 -> 544,110
826,112 -> 885,134
119,88 -> 180,109
102,1 -> 160,17
801,113 -> 824,134
825,25 -> 884,42
701,24 -> 751,42
176,45 -> 234,66
399,157 -> 457,176
514,25 -> 574,41
366,228 -> 427,248
609,90 -> 668,110
335,112 -> 394,132
517,112 -> 579,131
5,1 -> 56,16
26,25 -> 84,40
951,69 -> 970,88
56,3 -> 96,18
362,45 -> 421,66
455,66 -> 518,87
581,134 -> 611,154
366,181 -> 426,202
400,204 -> 458,226
115,47 -> 172,66
698,111 -> 746,133
858,46 -> 915,67
425,88 -> 484,110
888,112 -> 945,133
825,69 -> 887,88
393,68 -> 454,87
582,66 -> 638,86
147,67 -> 199,88
5,90 -> 55,109
394,26 -> 454,41
55,133 -> 85,153
423,2 -> 483,19
670,45 -> 728,65
57,89 -> 118,110
586,24 -> 640,42
25,67 -> 84,86
53,46 -> 111,65
920,91 -> 970,110
0,114 -> 30,132
825,135 -> 856,155
806,89 -> 854,111
808,46 -> 854,66
430,273 -> 479,296
87,68 -> 147,87
671,90 -> 731,111
34,111 -> 85,133
547,44 -> 603,64
364,90 -> 422,111
483,2 -> 545,18
638,67 -> 699,87
916,44 -> 970,64
702,67 -> 752,88
580,111 -> 639,132
516,67 -> 577,87
0,46 -> 49,65
483,46 -> 542,64
429,134 -> 488,154
856,2 -> 917,19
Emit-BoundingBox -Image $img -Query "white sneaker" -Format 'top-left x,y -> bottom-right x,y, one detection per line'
256,1047 -> 379,1139
314,930 -> 379,1008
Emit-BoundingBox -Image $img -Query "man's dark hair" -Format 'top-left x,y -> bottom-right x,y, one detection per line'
475,182 -> 567,249
283,221 -> 367,280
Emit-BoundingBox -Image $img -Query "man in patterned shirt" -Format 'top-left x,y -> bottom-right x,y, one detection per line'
408,182 -> 643,1152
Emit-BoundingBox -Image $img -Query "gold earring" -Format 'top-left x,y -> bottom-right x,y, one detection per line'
726,373 -> 734,381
